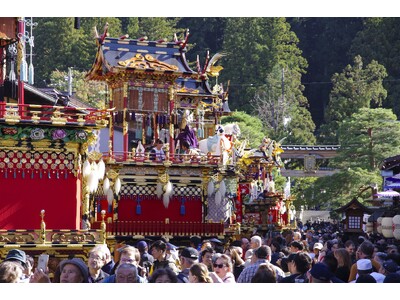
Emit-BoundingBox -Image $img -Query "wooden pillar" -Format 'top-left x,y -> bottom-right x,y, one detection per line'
123,82 -> 129,160
108,84 -> 114,158
168,86 -> 175,157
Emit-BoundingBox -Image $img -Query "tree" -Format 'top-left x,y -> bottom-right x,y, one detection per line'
289,18 -> 365,128
33,17 -> 122,86
221,18 -> 308,113
221,111 -> 265,148
350,18 -> 400,118
333,107 -> 400,171
298,168 -> 382,209
251,64 -> 316,144
49,69 -> 106,109
318,55 -> 387,144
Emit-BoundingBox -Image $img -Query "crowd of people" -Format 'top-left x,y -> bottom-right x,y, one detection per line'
1,222 -> 400,283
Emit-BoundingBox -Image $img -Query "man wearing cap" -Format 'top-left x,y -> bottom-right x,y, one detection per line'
137,240 -> 154,274
237,245 -> 285,283
348,240 -> 381,282
350,258 -> 385,283
379,259 -> 400,276
177,247 -> 199,283
308,262 -> 333,283
4,249 -> 28,282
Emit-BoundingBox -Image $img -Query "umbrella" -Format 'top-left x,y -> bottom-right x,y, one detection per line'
374,190 -> 400,197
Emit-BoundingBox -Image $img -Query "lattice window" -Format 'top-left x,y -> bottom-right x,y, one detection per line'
348,216 -> 361,229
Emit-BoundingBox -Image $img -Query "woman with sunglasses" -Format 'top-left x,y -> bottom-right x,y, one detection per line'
213,254 -> 235,283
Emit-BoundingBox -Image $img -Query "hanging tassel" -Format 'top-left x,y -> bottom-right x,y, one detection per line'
31,170 -> 34,179
13,169 -> 16,179
207,180 -> 214,197
5,170 -> 8,179
56,171 -> 59,179
103,177 -> 110,194
163,181 -> 173,208
22,169 -> 25,179
156,182 -> 163,199
136,196 -> 142,215
65,171 -> 68,179
180,197 -> 186,216
114,177 -> 122,195
48,171 -> 51,179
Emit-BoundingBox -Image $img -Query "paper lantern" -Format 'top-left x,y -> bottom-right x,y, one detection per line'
366,222 -> 374,233
377,217 -> 383,234
393,215 -> 400,240
381,217 -> 393,238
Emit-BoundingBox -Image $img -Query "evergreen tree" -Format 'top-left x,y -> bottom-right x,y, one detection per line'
350,18 -> 400,118
333,107 -> 400,171
318,55 -> 387,143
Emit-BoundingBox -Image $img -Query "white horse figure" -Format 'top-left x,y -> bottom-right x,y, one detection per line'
223,123 -> 241,138
198,124 -> 232,156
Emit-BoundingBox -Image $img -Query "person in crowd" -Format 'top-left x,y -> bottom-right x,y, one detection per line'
308,262 -> 334,283
379,259 -> 400,276
87,245 -> 109,283
344,240 -> 357,264
322,252 -> 344,283
227,246 -> 245,280
350,258 -> 385,283
4,249 -> 27,272
105,245 -> 145,282
289,241 -> 304,253
241,238 -> 250,260
355,274 -> 377,283
373,251 -> 387,267
270,240 -> 282,266
189,263 -> 213,283
189,236 -> 202,251
200,246 -> 214,272
179,140 -> 199,162
100,244 -> 115,275
149,240 -> 179,275
0,261 -> 23,283
149,139 -> 166,161
21,255 -> 34,282
213,254 -> 235,283
136,240 -> 154,275
238,245 -> 284,283
177,247 -> 199,283
31,258 -> 89,283
114,263 -> 138,283
148,268 -> 178,283
333,248 -> 352,282
251,263 -> 276,283
280,252 -> 311,283
348,240 -> 381,282
383,272 -> 400,283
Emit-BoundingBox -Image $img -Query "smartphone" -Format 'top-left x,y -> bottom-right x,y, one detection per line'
37,254 -> 49,271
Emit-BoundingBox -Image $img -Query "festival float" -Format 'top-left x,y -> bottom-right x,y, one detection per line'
0,18 -> 293,269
